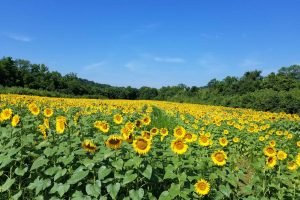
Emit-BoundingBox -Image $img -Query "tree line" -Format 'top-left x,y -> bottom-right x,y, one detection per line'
1,56 -> 299,114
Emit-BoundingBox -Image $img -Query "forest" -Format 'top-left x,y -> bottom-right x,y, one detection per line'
0,56 -> 299,114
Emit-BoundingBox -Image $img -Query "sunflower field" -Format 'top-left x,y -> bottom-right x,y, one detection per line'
0,94 -> 299,200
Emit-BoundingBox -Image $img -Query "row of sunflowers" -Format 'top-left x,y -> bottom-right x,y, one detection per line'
0,94 -> 299,199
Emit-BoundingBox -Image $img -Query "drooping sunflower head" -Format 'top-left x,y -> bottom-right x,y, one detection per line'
219,137 -> 228,147
82,139 -> 97,153
266,156 -> 277,169
263,146 -> 277,157
287,161 -> 298,171
43,108 -> 53,117
56,116 -> 67,134
194,179 -> 210,196
173,126 -> 186,138
211,150 -> 227,166
135,119 -> 143,128
269,140 -> 276,147
11,115 -> 20,127
132,137 -> 151,155
113,114 -> 123,124
105,135 -> 123,149
184,132 -> 197,143
277,150 -> 287,161
171,139 -> 188,155
141,131 -> 152,140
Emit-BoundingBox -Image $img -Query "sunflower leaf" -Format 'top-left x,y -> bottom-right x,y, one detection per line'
106,183 -> 120,199
98,166 -> 112,180
142,164 -> 152,180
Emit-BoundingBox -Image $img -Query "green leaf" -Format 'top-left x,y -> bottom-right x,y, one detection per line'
168,184 -> 180,199
67,170 -> 89,185
27,177 -> 51,195
129,188 -> 144,200
12,190 -> 22,200
0,156 -> 13,169
86,183 -> 101,197
142,165 -> 152,180
219,184 -> 231,198
112,159 -> 123,171
30,156 -> 48,171
44,166 -> 60,176
98,166 -> 112,180
123,173 -> 137,185
159,191 -> 171,200
54,168 -> 67,181
106,183 -> 120,199
0,178 -> 15,192
14,167 -> 28,176
50,183 -> 70,197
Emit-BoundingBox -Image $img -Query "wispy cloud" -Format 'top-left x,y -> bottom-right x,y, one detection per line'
240,59 -> 262,68
200,33 -> 223,39
153,56 -> 185,63
83,61 -> 106,71
121,23 -> 160,39
4,33 -> 32,42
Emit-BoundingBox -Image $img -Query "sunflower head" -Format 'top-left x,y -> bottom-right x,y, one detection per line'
56,116 -> 67,134
184,132 -> 197,143
171,139 -> 188,155
269,140 -> 276,147
1,108 -> 13,120
28,103 -> 40,116
296,153 -> 300,166
82,139 -> 97,153
132,137 -> 151,155
263,146 -> 276,157
219,137 -> 228,147
44,108 -> 53,117
173,126 -> 186,138
135,119 -> 143,128
141,131 -> 152,140
11,115 -> 20,127
194,179 -> 210,196
142,116 -> 151,125
199,135 -> 211,147
266,156 -> 277,169
233,137 -> 240,143
150,127 -> 159,136
160,128 -> 168,137
211,150 -> 227,166
105,135 -> 123,149
113,114 -> 123,124
287,161 -> 298,171
277,150 -> 287,161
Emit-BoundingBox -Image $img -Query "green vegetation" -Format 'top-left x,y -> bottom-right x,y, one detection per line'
1,57 -> 299,114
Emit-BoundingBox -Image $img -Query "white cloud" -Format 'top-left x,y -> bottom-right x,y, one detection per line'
5,33 -> 32,42
83,61 -> 106,71
153,56 -> 185,63
240,59 -> 262,68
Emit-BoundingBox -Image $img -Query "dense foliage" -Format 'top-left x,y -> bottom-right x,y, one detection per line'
0,94 -> 299,199
1,57 -> 299,114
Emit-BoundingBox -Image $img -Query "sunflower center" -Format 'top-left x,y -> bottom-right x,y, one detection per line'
215,153 -> 225,162
201,136 -> 208,143
185,133 -> 192,139
267,148 -> 274,154
136,139 -> 148,150
174,141 -> 184,150
109,139 -> 120,145
197,182 -> 207,191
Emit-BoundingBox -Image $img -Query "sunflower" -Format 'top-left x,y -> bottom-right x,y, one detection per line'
219,137 -> 228,147
233,137 -> 240,143
269,140 -> 276,147
259,136 -> 265,142
173,126 -> 186,138
266,156 -> 277,168
94,121 -> 110,133
296,153 -> 300,166
160,128 -> 168,137
184,132 -> 197,143
277,150 -> 287,161
297,141 -> 300,147
263,146 -> 276,157
171,139 -> 188,155
150,127 -> 159,136
132,137 -> 151,155
43,108 -> 53,117
287,161 -> 298,171
56,116 -> 67,134
287,134 -> 293,139
135,119 -> 142,128
142,116 -> 151,125
211,150 -> 227,166
1,108 -> 13,120
11,115 -> 20,127
141,131 -> 152,140
121,127 -> 131,140
199,135 -> 211,147
105,135 -> 123,149
82,139 -> 97,153
125,122 -> 135,132
113,114 -> 123,124
28,103 -> 40,116
44,118 -> 50,129
194,179 -> 210,196
223,129 -> 229,135
38,125 -> 47,140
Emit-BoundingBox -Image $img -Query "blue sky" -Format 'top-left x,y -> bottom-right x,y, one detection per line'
1,0 -> 300,88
